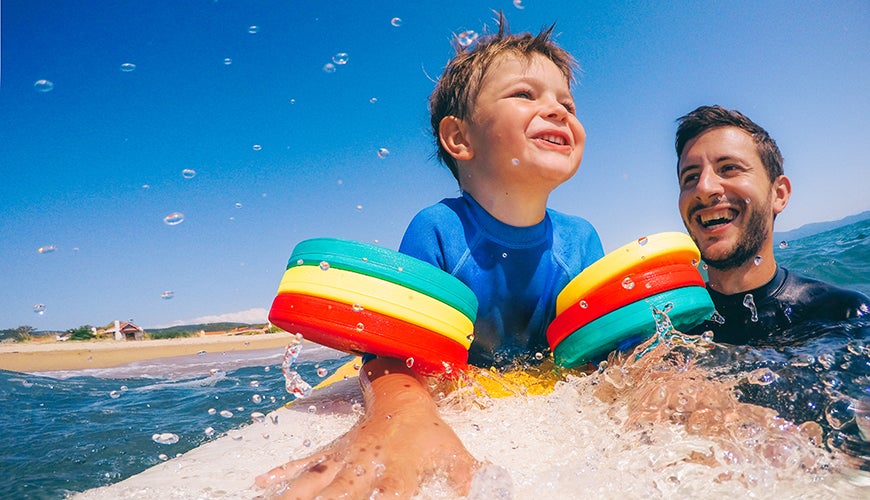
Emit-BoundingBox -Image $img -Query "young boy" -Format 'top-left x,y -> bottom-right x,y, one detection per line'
257,18 -> 603,498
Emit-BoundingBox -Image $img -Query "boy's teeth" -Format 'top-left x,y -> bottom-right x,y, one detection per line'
539,134 -> 565,145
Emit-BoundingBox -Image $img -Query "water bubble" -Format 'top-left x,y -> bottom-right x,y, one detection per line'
779,241 -> 788,249
369,97 -> 378,104
303,438 -> 312,447
219,410 -> 234,418
34,79 -> 55,92
33,304 -> 46,315
223,57 -> 232,65
534,352 -> 544,361
163,212 -> 184,226
513,0 -> 526,9
355,322 -> 365,332
109,390 -> 120,399
502,252 -> 508,259
742,294 -> 759,322
637,236 -> 649,246
319,261 -> 330,271
251,412 -> 266,423
207,408 -> 216,415
182,168 -> 196,179
120,63 -> 136,72
38,245 -> 57,254
252,394 -> 262,404
391,17 -> 402,27
455,30 -> 479,48
252,144 -> 262,151
249,380 -> 260,387
352,303 -> 364,312
234,202 -> 243,209
621,277 -> 635,290
405,357 -> 415,368
317,367 -> 328,377
377,147 -> 390,159
753,255 -> 763,266
579,300 -> 588,309
511,158 -> 520,166
323,63 -> 336,74
466,333 -> 475,343
248,25 -> 259,34
356,204 -> 363,211
332,52 -> 349,65
825,399 -> 855,430
158,454 -> 169,461
152,433 -> 180,445
307,405 -> 317,414
160,291 -> 174,300
745,368 -> 778,386
142,184 -> 150,189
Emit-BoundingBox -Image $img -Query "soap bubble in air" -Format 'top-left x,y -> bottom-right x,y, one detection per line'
391,17 -> 402,27
182,168 -> 196,179
34,80 -> 54,92
377,147 -> 390,159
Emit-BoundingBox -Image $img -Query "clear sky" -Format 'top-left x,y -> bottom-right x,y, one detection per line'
1,0 -> 867,331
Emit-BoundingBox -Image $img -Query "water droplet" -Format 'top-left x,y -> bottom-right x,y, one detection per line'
746,368 -> 778,386
621,277 -> 635,290
319,261 -> 330,271
38,245 -> 57,254
182,168 -> 196,179
753,255 -> 763,266
289,98 -> 296,104
219,410 -> 234,418
511,158 -> 520,166
252,394 -> 262,404
33,304 -> 46,315
355,322 -> 364,332
34,79 -> 55,92
270,413 -> 279,424
396,266 -> 403,272
160,291 -> 174,300
742,294 -> 758,322
513,0 -> 526,9
356,204 -> 363,211
120,62 -> 136,72
779,241 -> 788,249
369,97 -> 378,104
702,263 -> 708,270
579,300 -> 588,309
248,25 -> 259,34
251,412 -> 266,423
303,438 -> 312,447
317,367 -> 328,377
109,390 -> 120,399
249,380 -> 260,387
377,147 -> 390,159
455,30 -> 479,48
744,198 -> 751,204
352,303 -> 364,312
700,330 -> 714,343
534,352 -> 544,361
405,357 -> 415,368
323,63 -> 336,74
252,144 -> 262,151
152,433 -> 180,445
502,252 -> 508,258
223,57 -> 232,65
158,454 -> 169,461
307,405 -> 317,414
332,52 -> 349,65
637,236 -> 649,246
234,202 -> 243,209
204,427 -> 215,437
391,17 -> 402,27
207,408 -> 216,415
163,212 -> 184,226
142,184 -> 150,189
354,465 -> 366,476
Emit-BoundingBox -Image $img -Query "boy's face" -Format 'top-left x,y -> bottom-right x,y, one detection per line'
461,53 -> 585,191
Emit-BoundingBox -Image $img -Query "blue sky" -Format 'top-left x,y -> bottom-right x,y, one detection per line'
1,0 -> 867,331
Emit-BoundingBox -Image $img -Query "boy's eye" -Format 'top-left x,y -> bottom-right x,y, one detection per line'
562,102 -> 576,114
512,90 -> 533,99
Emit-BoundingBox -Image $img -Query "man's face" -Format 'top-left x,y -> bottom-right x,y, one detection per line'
677,127 -> 781,270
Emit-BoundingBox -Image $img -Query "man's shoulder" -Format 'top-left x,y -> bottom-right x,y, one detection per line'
776,267 -> 870,318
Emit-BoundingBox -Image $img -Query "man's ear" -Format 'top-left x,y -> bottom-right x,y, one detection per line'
439,116 -> 474,162
771,174 -> 791,215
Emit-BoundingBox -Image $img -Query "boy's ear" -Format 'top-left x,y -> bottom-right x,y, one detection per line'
439,116 -> 474,161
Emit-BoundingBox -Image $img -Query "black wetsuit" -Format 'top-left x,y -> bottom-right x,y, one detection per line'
688,266 -> 869,345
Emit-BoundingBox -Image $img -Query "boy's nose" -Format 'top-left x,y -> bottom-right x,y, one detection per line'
541,97 -> 568,121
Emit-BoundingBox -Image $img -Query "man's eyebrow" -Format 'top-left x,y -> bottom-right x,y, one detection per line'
678,163 -> 698,178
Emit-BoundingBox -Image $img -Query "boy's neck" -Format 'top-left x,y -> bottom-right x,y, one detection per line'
462,186 -> 548,227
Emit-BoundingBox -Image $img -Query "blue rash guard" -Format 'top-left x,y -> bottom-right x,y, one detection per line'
399,192 -> 604,368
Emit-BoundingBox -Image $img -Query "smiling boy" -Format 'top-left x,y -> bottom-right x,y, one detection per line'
257,18 -> 603,498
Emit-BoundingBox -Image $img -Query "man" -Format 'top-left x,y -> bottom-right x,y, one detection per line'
675,105 -> 868,345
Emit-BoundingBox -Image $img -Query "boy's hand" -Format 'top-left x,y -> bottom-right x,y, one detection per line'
255,357 -> 479,498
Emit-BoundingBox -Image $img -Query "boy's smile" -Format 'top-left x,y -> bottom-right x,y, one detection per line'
460,53 -> 585,194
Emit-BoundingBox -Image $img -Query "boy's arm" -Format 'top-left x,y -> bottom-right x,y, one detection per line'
255,356 -> 479,498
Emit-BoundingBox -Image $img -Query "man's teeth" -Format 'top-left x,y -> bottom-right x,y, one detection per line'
699,210 -> 735,228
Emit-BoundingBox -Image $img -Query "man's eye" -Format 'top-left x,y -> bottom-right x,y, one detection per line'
680,173 -> 699,187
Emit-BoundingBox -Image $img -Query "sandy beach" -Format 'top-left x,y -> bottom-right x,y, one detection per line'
0,332 -> 301,373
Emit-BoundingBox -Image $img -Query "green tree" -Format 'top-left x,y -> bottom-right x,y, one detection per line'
68,325 -> 95,341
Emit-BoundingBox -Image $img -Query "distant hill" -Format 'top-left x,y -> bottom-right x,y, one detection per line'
774,210 -> 870,242
147,322 -> 264,334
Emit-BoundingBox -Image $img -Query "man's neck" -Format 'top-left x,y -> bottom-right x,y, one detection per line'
705,247 -> 778,295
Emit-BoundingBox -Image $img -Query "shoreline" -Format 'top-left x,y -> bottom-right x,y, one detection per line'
0,332 -> 300,372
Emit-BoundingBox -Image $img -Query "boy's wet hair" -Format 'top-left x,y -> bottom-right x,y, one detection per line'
430,13 -> 577,180
675,105 -> 784,182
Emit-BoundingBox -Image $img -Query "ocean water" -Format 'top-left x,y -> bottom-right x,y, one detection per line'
2,220 -> 869,499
